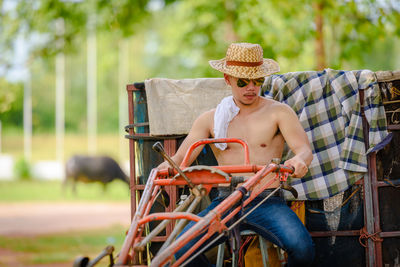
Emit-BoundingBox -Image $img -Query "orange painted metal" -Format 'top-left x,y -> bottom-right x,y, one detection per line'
157,165 -> 264,177
163,139 -> 178,236
116,138 -> 294,266
127,84 -> 137,221
138,212 -> 202,225
180,138 -> 251,167
118,168 -> 158,265
151,164 -> 294,267
154,176 -> 230,186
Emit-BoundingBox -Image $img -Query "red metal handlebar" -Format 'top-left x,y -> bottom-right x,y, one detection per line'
152,163 -> 295,266
180,138 -> 250,168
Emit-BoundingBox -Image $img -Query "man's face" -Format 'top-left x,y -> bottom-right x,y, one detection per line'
224,74 -> 263,106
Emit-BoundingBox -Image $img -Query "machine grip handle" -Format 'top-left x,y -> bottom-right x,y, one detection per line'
152,142 -> 165,154
288,166 -> 295,174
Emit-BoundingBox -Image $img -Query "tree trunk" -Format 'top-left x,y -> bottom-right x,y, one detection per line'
224,0 -> 239,42
314,2 -> 326,70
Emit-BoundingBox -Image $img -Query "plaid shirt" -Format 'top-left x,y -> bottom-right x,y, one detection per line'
263,69 -> 388,200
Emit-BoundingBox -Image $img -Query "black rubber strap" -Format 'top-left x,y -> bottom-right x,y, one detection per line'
236,186 -> 248,197
236,186 -> 248,218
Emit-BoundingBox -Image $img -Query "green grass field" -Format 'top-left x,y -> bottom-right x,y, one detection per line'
0,225 -> 127,266
0,180 -> 131,266
2,133 -> 130,162
0,180 -> 130,203
0,133 -> 134,266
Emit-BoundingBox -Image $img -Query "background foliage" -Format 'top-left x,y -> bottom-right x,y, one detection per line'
0,0 -> 399,144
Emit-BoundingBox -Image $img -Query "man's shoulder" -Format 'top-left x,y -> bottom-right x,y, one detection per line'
200,108 -> 216,118
259,97 -> 294,116
195,108 -> 215,125
260,97 -> 286,109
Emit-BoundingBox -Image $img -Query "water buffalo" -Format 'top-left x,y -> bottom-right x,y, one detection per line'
64,155 -> 129,193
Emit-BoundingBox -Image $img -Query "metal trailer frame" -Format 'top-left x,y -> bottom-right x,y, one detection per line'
117,134 -> 294,266
307,72 -> 400,267
122,73 -> 400,267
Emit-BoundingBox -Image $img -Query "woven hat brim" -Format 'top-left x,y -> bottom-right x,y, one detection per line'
209,58 -> 280,79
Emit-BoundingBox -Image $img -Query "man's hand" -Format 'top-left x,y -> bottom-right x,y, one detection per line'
157,161 -> 170,170
284,157 -> 309,178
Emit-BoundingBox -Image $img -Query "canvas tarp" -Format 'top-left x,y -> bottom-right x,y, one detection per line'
145,78 -> 231,136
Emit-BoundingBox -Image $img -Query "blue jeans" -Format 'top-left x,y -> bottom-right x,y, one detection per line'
175,194 -> 315,267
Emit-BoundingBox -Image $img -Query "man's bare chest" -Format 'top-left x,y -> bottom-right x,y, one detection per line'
226,115 -> 277,145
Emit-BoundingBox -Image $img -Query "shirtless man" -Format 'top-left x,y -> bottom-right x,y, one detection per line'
158,43 -> 315,266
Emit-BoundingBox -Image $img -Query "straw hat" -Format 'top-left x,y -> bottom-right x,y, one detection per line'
209,43 -> 280,79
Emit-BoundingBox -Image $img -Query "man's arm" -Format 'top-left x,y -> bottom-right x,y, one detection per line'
274,104 -> 313,178
157,110 -> 213,170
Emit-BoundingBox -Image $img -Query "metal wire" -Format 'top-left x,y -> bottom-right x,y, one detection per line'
180,186 -> 281,267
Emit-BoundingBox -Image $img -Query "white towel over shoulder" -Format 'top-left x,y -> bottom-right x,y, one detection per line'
214,96 -> 240,150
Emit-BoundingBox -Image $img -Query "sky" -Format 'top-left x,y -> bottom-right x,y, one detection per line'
1,0 -> 164,83
2,0 -> 29,82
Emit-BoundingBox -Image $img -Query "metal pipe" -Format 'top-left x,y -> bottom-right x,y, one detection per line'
153,142 -> 195,189
360,89 -> 377,267
369,152 -> 383,266
310,230 -> 360,237
151,164 -> 283,266
158,193 -> 203,253
117,169 -> 158,265
127,84 -> 136,220
134,194 -> 195,251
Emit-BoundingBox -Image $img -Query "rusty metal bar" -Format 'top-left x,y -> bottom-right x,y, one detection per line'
380,231 -> 400,238
387,124 -> 400,131
369,152 -> 383,266
125,132 -> 185,140
157,164 -> 263,177
127,84 -> 137,221
180,138 -> 251,167
132,184 -> 146,190
127,83 -> 144,91
138,212 -> 202,225
134,194 -> 196,251
126,83 -> 182,252
376,181 -> 398,187
310,230 -> 360,237
87,245 -> 115,267
154,177 -> 231,186
158,193 -> 204,253
360,89 -> 377,267
150,164 -> 291,266
153,141 -> 195,189
118,169 -> 158,265
172,225 -> 217,267
164,139 -> 178,239
221,174 -> 279,225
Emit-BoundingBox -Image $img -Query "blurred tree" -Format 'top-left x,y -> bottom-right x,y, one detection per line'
30,58 -> 56,132
0,0 -> 178,62
1,0 -> 399,134
2,0 -> 399,76
0,78 -> 24,128
0,0 -> 178,134
147,0 -> 400,74
64,37 -> 87,133
0,79 -> 19,113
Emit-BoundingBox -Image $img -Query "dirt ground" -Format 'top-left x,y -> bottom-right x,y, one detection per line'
0,202 -> 131,266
